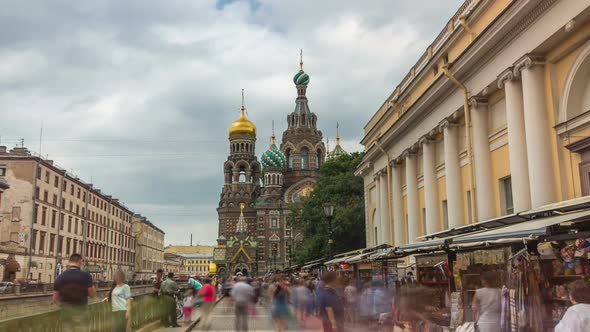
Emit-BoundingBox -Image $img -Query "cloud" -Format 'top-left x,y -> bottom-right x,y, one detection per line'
0,0 -> 463,244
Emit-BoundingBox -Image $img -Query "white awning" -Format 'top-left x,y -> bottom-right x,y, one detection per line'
453,210 -> 590,245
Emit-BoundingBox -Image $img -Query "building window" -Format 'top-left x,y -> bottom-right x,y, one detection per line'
316,149 -> 322,169
44,171 -> 49,183
43,190 -> 48,202
49,234 -> 55,253
41,207 -> 47,226
0,167 -> 6,176
37,167 -> 41,180
51,210 -> 56,228
500,177 -> 514,215
271,218 -> 278,228
286,149 -> 292,169
301,148 -> 309,170
52,194 -> 57,206
442,200 -> 449,230
63,180 -> 67,191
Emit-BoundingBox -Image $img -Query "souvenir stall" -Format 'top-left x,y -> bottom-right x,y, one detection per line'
450,208 -> 590,331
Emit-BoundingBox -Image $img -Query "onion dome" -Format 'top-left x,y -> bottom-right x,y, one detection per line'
229,90 -> 257,138
327,122 -> 348,160
293,69 -> 310,86
293,49 -> 310,86
261,134 -> 286,168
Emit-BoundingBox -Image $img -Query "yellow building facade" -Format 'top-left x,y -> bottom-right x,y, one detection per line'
357,0 -> 590,247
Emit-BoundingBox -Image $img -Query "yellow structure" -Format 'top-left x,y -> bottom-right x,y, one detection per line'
356,0 -> 590,247
228,90 -> 257,138
180,253 -> 214,275
165,245 -> 214,255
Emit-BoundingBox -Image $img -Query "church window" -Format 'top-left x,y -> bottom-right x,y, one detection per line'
286,149 -> 293,169
317,149 -> 322,169
240,143 -> 244,152
271,218 -> 278,228
301,148 -> 309,170
239,170 -> 246,183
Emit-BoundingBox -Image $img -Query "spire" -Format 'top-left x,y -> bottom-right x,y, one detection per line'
300,49 -> 303,70
271,120 -> 276,145
327,137 -> 331,154
241,88 -> 245,115
236,203 -> 247,233
336,122 -> 341,145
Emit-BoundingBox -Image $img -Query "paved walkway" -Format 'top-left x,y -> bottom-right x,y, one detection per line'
195,298 -> 371,332
154,305 -> 202,332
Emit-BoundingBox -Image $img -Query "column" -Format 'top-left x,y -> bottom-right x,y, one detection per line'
392,162 -> 406,246
498,68 -> 531,212
515,55 -> 557,207
373,174 -> 382,244
421,137 -> 439,235
469,97 -> 495,221
442,120 -> 464,229
380,171 -> 391,245
405,152 -> 420,243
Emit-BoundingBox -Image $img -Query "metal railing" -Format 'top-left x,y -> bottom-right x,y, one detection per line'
0,280 -> 156,297
0,291 -> 177,331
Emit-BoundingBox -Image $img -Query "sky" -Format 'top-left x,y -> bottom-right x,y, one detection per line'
0,0 -> 463,246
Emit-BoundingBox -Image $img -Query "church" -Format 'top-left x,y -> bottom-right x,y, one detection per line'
213,56 -> 347,277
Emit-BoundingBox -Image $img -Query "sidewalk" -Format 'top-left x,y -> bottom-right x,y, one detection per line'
154,307 -> 201,332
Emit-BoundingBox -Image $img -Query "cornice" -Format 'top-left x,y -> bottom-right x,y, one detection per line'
497,67 -> 516,89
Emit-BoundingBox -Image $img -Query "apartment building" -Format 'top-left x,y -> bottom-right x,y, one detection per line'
0,146 -> 137,282
133,214 -> 165,280
179,253 -> 213,275
356,0 -> 590,247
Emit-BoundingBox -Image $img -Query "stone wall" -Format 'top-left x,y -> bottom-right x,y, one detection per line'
0,284 -> 153,320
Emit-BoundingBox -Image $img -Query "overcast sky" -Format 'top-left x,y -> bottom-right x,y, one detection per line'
0,0 -> 463,246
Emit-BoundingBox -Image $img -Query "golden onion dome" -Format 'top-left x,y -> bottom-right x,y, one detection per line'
229,108 -> 256,138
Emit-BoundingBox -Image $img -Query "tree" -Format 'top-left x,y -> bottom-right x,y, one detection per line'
289,152 -> 366,264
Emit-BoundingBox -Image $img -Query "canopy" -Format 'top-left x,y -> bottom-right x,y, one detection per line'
453,209 -> 590,245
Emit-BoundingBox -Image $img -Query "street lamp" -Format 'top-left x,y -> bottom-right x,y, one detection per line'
323,203 -> 334,259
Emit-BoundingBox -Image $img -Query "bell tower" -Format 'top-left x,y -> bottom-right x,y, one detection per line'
216,90 -> 260,277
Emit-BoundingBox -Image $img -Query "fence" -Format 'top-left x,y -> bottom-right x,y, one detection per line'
0,290 -> 180,331
0,280 -> 155,297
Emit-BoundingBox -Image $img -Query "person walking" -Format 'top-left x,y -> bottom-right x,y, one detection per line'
53,253 -> 96,332
159,272 -> 181,328
108,270 -> 132,332
318,272 -> 344,332
152,269 -> 163,296
197,278 -> 217,330
272,279 -> 290,332
344,279 -> 358,325
230,276 -> 254,332
555,280 -> 590,332
472,271 -> 502,332
182,288 -> 195,325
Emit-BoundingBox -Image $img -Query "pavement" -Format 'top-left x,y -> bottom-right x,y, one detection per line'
193,298 -> 372,332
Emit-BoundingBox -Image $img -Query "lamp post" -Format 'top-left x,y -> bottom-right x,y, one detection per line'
323,203 -> 334,259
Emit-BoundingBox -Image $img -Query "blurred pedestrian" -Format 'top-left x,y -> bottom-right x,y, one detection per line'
359,279 -> 390,324
152,269 -> 163,296
182,288 -> 194,325
231,276 -> 254,332
318,272 -> 344,332
52,253 -> 96,332
159,272 -> 180,328
197,278 -> 216,330
108,270 -> 132,332
472,271 -> 501,332
344,278 -> 358,325
271,279 -> 290,332
555,280 -> 590,332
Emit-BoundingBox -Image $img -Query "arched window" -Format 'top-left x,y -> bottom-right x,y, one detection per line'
317,149 -> 322,169
272,174 -> 276,185
301,114 -> 306,126
301,148 -> 309,170
286,149 -> 293,169
239,170 -> 246,183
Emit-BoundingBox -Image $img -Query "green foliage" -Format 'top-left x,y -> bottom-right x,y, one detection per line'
288,152 -> 366,264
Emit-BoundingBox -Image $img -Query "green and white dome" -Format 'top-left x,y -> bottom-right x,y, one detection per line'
293,69 -> 310,86
261,137 -> 286,168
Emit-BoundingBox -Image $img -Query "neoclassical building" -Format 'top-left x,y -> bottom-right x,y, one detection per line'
356,0 -> 590,247
215,58 -> 341,276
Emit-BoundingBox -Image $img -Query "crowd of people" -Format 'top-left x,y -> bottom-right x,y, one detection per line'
215,270 -> 590,332
48,253 -> 590,332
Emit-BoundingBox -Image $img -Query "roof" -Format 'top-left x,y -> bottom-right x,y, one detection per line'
177,253 -> 213,259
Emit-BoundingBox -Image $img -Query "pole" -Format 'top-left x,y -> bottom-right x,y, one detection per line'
55,170 -> 65,281
27,159 -> 40,280
328,215 -> 334,259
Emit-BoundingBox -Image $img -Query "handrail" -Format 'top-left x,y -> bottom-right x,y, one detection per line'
0,286 -> 188,331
